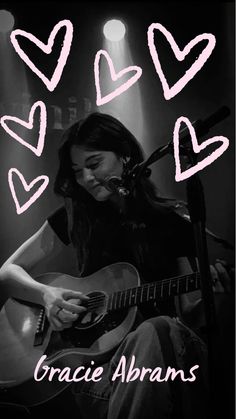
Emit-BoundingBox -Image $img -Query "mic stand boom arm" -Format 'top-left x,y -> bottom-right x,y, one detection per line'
127,105 -> 230,188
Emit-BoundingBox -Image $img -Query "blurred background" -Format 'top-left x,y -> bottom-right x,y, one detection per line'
0,1 -> 234,274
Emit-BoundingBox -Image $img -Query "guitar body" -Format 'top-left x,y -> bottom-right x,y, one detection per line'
0,263 -> 139,406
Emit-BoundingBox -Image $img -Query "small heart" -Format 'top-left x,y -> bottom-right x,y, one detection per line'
10,19 -> 73,92
8,168 -> 49,214
148,23 -> 216,100
1,101 -> 47,157
173,116 -> 229,182
94,49 -> 142,106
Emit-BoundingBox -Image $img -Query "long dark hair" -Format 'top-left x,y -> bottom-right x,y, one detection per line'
54,112 -> 171,274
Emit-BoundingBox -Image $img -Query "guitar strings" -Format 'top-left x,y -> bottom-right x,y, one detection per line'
85,273 -> 200,310
85,273 -> 201,307
39,273 -> 201,316
85,272 -> 201,304
34,274 -> 201,318
38,273 -> 201,315
85,272 -> 200,304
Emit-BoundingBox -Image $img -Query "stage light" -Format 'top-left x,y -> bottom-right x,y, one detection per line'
0,10 -> 15,33
103,20 -> 126,42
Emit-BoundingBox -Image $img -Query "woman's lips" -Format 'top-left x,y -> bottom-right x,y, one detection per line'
91,184 -> 101,191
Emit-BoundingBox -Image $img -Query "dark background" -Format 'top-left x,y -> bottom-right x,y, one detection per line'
0,1 -> 234,272
0,2 -> 234,418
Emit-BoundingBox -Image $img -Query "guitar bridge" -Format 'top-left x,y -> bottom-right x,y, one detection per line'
34,308 -> 49,346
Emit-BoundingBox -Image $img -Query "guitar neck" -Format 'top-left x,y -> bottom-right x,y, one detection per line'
107,272 -> 200,312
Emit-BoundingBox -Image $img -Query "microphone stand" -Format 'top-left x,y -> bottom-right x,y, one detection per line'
124,106 -> 230,418
183,143 -> 216,419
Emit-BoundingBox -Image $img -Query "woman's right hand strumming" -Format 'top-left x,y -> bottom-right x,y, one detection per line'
0,221 -> 90,327
42,286 -> 89,331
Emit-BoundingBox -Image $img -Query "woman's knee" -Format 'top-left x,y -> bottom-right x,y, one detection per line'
135,315 -> 175,336
120,316 -> 174,352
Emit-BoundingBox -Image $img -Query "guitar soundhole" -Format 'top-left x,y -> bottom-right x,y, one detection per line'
74,291 -> 107,330
60,309 -> 129,348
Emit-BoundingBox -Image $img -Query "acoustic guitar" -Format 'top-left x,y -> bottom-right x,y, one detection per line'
0,262 -> 200,406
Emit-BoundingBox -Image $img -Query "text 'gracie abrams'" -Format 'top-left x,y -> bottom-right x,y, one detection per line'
34,355 -> 199,383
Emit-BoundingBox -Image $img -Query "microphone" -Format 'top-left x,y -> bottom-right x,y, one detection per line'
99,176 -> 130,197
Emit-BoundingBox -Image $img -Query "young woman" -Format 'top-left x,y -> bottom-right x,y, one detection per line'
0,112 -> 211,418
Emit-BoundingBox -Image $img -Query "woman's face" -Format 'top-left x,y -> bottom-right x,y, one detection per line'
70,145 -> 124,201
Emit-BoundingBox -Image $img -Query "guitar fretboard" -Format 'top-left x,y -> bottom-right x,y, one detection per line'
107,272 -> 200,312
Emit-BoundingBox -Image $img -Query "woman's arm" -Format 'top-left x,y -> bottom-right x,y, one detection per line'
0,221 -> 88,330
0,220 -> 64,305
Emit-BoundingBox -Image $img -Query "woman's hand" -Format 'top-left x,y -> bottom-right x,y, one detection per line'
42,285 -> 89,331
178,258 -> 234,329
210,259 -> 234,294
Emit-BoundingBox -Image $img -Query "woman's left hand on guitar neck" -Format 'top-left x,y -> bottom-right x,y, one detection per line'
179,259 -> 234,329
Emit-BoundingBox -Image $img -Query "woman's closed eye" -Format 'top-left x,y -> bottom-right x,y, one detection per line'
74,161 -> 100,178
88,162 -> 99,170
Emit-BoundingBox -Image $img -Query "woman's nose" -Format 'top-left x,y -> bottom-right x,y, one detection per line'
83,168 -> 95,182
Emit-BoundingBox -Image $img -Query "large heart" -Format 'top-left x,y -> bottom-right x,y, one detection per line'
8,168 -> 49,214
173,116 -> 229,181
10,19 -> 73,92
148,23 -> 216,100
1,101 -> 47,157
94,50 -> 142,106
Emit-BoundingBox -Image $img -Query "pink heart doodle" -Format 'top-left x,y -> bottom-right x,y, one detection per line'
148,23 -> 216,100
94,50 -> 142,106
174,116 -> 229,182
8,168 -> 49,215
0,101 -> 47,157
10,20 -> 73,92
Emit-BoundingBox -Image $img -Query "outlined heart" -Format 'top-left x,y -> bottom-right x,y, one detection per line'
94,50 -> 142,106
148,23 -> 216,100
0,101 -> 47,157
174,116 -> 229,182
10,19 -> 73,92
8,168 -> 49,215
